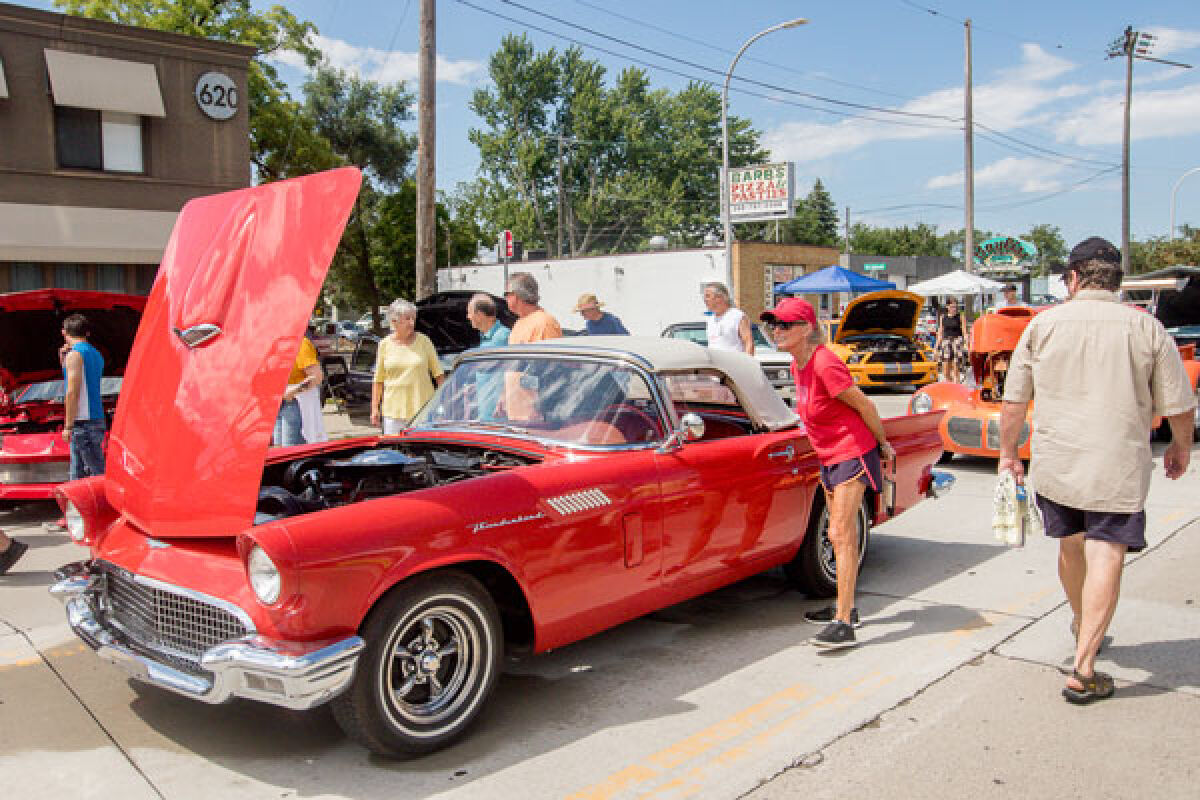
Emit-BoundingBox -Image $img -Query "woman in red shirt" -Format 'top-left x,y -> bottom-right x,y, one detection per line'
761,298 -> 896,650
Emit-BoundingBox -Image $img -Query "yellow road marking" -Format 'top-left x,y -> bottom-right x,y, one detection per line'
572,590 -> 1063,799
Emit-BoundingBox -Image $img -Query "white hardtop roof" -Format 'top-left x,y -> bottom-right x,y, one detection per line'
459,336 -> 801,431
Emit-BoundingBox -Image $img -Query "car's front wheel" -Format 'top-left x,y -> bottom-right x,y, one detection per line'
785,496 -> 870,598
332,571 -> 502,757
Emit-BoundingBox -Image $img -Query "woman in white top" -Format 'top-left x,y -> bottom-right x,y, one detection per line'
703,282 -> 754,354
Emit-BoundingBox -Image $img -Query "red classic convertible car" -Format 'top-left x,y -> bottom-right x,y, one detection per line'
51,168 -> 952,757
0,289 -> 146,507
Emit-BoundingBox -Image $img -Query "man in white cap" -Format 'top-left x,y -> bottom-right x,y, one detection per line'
575,293 -> 629,335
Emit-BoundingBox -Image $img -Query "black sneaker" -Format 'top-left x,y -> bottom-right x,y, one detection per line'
804,605 -> 862,628
811,621 -> 858,650
0,539 -> 28,575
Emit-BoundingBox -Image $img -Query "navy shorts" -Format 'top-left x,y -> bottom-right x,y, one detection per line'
1035,493 -> 1146,553
820,447 -> 882,493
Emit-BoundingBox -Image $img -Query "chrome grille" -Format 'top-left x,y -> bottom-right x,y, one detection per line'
0,461 -> 71,484
99,563 -> 250,671
946,417 -> 983,449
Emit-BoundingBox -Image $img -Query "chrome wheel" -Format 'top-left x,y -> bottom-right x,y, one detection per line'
332,571 -> 502,757
815,505 -> 869,587
382,603 -> 482,728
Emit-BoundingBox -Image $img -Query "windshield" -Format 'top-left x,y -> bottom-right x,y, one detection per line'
14,376 -> 123,404
665,323 -> 777,350
413,356 -> 666,447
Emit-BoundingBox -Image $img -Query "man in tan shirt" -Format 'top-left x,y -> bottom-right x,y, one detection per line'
1000,237 -> 1195,705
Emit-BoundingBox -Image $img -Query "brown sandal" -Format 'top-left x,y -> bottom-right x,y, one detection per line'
1062,669 -> 1115,704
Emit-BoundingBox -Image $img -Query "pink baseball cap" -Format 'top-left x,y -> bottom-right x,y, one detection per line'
760,298 -> 817,327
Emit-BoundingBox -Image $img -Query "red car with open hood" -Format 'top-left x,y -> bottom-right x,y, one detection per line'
51,168 -> 954,757
0,289 -> 146,506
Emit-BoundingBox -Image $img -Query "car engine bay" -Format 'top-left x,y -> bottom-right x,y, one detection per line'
256,443 -> 538,522
844,335 -> 928,363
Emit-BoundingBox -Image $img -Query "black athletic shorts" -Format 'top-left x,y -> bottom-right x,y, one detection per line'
819,447 -> 882,494
1035,493 -> 1146,553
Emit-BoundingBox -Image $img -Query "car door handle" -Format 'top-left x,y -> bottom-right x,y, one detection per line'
767,446 -> 795,461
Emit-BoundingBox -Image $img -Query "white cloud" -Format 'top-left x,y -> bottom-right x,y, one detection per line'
926,157 -> 1064,193
1144,27 -> 1200,59
270,33 -> 484,86
1055,83 -> 1200,146
765,45 -> 1088,164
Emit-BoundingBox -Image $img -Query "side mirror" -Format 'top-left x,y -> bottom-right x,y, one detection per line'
680,412 -> 705,441
657,412 -> 705,454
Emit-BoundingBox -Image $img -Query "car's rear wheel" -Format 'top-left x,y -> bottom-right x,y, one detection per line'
785,495 -> 870,598
332,571 -> 502,757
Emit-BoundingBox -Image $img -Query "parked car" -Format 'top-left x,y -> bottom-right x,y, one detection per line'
50,168 -> 952,758
0,289 -> 146,507
337,291 -> 517,404
660,321 -> 795,405
825,291 -> 938,389
908,307 -> 1037,460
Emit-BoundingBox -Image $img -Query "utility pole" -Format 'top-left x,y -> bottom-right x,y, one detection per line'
415,0 -> 436,299
844,206 -> 850,254
556,135 -> 564,258
1107,27 -> 1192,271
963,18 -> 975,274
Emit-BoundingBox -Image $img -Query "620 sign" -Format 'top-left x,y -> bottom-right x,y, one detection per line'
195,72 -> 239,121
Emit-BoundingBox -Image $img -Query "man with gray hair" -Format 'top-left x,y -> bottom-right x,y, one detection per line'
703,281 -> 754,355
1000,236 -> 1195,705
505,272 -> 562,344
467,293 -> 510,349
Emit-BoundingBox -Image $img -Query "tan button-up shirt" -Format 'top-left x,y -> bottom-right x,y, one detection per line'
1004,290 -> 1196,513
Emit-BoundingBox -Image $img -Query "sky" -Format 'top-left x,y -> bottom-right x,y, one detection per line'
22,1 -> 1200,252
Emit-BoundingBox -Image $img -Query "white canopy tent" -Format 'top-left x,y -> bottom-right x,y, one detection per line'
908,269 -> 1005,297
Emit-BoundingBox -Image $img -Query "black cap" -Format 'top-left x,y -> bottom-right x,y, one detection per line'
1067,236 -> 1121,268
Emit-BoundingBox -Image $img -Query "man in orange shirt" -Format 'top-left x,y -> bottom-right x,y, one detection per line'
505,272 -> 562,343
501,273 -> 561,420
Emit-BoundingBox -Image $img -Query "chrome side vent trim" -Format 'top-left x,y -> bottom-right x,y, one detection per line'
547,489 -> 612,516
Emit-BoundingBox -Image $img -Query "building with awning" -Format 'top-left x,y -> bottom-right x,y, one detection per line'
0,2 -> 254,294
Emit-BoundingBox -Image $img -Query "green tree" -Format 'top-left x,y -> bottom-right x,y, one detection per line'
781,179 -> 839,247
467,35 -> 765,255
303,66 -> 417,329
848,223 -> 952,257
54,0 -> 329,180
1020,224 -> 1067,276
1129,233 -> 1200,274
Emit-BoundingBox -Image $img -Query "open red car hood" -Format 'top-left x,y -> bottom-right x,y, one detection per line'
104,168 -> 361,537
0,290 -> 146,393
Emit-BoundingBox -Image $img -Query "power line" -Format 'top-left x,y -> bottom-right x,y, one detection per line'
568,0 -> 917,103
896,0 -> 1088,56
497,0 -> 960,123
456,0 -> 960,132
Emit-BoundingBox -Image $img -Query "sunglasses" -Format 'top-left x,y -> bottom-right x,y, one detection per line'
764,320 -> 806,332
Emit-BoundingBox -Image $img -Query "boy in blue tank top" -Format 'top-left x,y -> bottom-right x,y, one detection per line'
60,313 -> 107,480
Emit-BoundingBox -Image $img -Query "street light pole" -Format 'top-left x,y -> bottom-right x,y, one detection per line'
1170,166 -> 1200,240
721,18 -> 807,294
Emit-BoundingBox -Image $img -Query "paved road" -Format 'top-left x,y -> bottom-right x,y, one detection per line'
3,399 -> 1197,799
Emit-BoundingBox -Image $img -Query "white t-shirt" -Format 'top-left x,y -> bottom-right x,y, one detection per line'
706,307 -> 746,352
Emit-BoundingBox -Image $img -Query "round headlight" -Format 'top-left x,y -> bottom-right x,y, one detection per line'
247,546 -> 281,605
64,501 -> 86,542
911,392 -> 934,414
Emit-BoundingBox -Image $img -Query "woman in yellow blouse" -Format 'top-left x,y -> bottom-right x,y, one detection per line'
370,299 -> 444,433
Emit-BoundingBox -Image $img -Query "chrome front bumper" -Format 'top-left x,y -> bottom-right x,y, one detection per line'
51,563 -> 364,711
926,469 -> 956,498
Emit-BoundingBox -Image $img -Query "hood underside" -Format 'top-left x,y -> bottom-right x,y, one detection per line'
416,291 -> 517,353
104,168 -> 362,538
0,290 -> 146,393
835,290 -> 922,342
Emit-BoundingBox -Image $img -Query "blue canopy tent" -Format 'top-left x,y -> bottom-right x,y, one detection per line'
775,265 -> 896,294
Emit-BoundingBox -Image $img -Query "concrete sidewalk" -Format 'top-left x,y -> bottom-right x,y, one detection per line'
746,516 -> 1200,800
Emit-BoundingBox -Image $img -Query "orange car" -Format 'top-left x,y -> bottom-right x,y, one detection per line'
908,307 -> 1036,460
